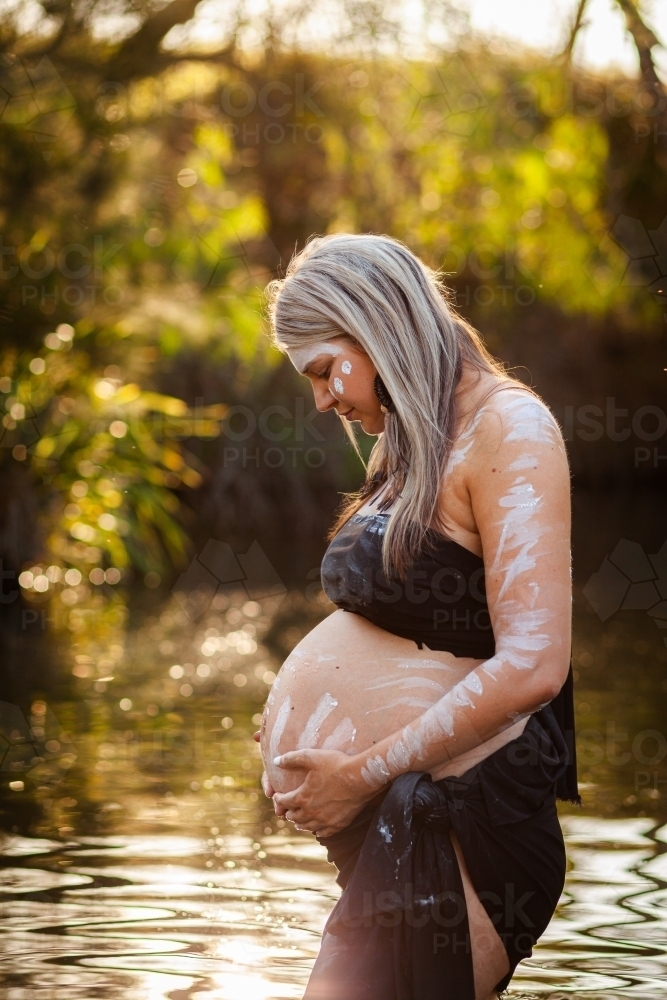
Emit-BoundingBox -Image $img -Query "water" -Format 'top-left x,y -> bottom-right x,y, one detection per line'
1,572 -> 667,998
1,818 -> 667,998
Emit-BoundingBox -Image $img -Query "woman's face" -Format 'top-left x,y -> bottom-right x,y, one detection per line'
285,336 -> 386,435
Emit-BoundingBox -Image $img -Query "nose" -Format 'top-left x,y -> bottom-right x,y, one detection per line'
311,381 -> 337,413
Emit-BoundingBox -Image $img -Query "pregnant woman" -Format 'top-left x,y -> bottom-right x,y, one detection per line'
259,234 -> 579,1000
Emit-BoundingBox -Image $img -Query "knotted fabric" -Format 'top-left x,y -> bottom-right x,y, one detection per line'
307,707 -> 569,1000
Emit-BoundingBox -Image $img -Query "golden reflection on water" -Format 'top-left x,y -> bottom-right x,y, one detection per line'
2,587 -> 667,997
0,828 -> 331,999
2,817 -> 667,999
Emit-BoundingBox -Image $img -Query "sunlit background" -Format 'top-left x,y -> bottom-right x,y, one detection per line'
0,0 -> 666,996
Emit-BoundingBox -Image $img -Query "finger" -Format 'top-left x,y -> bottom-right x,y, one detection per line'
284,805 -> 306,820
273,750 -> 315,770
298,820 -> 322,833
275,797 -> 303,818
273,789 -> 302,811
286,809 -> 318,828
253,730 -> 261,743
260,772 -> 275,797
292,814 -> 323,832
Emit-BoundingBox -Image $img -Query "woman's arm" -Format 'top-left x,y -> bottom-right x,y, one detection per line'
273,390 -> 572,834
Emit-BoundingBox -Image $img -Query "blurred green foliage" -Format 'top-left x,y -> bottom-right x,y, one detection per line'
0,0 -> 665,664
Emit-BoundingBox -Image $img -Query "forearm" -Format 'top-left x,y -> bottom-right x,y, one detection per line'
343,654 -> 565,792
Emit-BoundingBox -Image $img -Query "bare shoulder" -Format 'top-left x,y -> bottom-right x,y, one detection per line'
455,381 -> 571,569
465,382 -> 566,460
438,378 -> 569,548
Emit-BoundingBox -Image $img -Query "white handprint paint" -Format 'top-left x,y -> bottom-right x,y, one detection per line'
269,696 -> 291,765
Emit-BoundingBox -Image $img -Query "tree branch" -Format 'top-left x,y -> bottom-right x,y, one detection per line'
105,0 -> 204,82
615,0 -> 663,89
561,0 -> 590,62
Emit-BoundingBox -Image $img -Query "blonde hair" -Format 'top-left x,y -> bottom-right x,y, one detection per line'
266,233 -> 514,578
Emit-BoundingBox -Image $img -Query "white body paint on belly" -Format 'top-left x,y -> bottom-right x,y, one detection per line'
322,717 -> 356,750
366,676 -> 446,694
261,617 -> 476,794
297,692 -> 338,749
394,657 -> 456,673
366,697 -> 436,714
269,695 -> 291,765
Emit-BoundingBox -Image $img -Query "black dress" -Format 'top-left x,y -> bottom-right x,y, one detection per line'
303,510 -> 579,1000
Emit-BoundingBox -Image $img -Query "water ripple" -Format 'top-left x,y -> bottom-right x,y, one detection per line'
0,818 -> 666,998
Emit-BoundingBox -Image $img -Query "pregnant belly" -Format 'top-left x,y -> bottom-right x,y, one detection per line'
260,610 -> 525,794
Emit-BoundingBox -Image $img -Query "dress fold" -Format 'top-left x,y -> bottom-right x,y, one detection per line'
309,709 -> 568,1000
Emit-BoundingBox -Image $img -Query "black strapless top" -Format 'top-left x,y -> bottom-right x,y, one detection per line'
321,510 -> 494,659
320,508 -> 580,803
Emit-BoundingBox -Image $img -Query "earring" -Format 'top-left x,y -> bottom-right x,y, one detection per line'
373,373 -> 395,413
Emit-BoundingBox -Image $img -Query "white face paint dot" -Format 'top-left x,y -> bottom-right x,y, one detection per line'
341,360 -> 352,374
333,377 -> 344,395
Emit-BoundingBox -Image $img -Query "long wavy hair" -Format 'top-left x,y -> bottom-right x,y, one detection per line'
266,233 -> 515,578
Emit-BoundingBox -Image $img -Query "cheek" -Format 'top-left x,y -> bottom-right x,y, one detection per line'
329,357 -> 374,402
330,375 -> 345,398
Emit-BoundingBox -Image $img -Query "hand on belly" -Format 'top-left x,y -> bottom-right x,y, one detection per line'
260,609 -> 499,796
